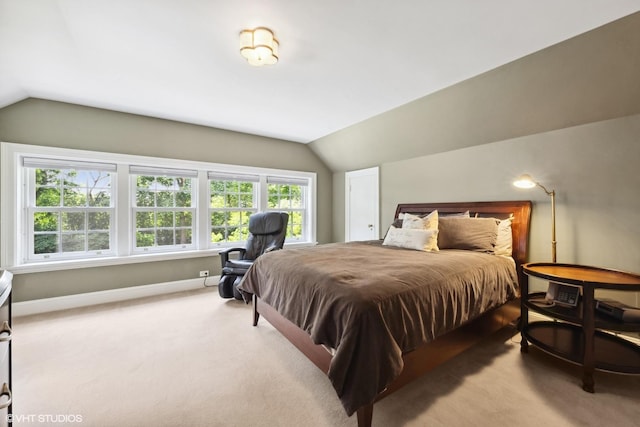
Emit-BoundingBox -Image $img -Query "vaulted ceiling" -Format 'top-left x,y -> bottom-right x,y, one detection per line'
1,1 -> 639,143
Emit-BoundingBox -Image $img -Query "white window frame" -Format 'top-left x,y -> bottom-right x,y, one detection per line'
266,176 -> 310,243
24,158 -> 117,262
207,172 -> 260,247
0,142 -> 317,273
130,166 -> 198,254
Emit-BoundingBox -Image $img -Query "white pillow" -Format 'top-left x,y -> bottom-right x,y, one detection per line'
402,210 -> 438,231
382,226 -> 439,252
494,217 -> 513,256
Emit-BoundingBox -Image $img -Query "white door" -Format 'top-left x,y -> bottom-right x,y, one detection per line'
345,167 -> 379,242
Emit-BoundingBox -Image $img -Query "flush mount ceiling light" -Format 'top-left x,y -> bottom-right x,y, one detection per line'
239,27 -> 279,66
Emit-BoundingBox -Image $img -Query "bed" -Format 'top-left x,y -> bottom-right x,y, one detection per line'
238,200 -> 532,426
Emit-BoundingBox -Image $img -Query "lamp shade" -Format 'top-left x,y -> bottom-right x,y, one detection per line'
513,174 -> 537,189
240,27 -> 279,66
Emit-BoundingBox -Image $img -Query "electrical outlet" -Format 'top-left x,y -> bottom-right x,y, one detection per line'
199,270 -> 209,277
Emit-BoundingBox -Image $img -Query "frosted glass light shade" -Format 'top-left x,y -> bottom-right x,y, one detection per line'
513,174 -> 537,189
239,27 -> 279,66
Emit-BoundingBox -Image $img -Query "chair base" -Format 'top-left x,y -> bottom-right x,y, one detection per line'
219,274 -> 244,300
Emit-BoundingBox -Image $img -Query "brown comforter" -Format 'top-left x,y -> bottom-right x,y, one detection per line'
238,240 -> 519,416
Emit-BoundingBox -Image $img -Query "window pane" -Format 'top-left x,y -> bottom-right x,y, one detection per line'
88,232 -> 110,251
176,178 -> 191,191
137,175 -> 154,189
156,212 -> 174,227
175,191 -> 191,207
156,229 -> 173,246
34,212 -> 59,232
88,212 -> 110,230
61,234 -> 84,252
136,211 -> 154,229
210,194 -> 224,208
175,229 -> 192,245
89,189 -> 111,207
176,212 -> 192,227
34,234 -> 58,254
136,190 -> 154,207
157,191 -> 173,207
211,227 -> 225,243
62,170 -> 82,186
88,171 -> 111,188
210,180 -> 224,193
36,168 -> 60,186
62,212 -> 85,231
225,194 -> 239,207
267,186 -> 278,208
290,211 -> 303,238
36,187 -> 61,207
156,176 -> 175,190
290,186 -> 303,208
63,186 -> 86,207
136,230 -> 154,247
240,194 -> 253,208
210,211 -> 228,227
225,181 -> 239,192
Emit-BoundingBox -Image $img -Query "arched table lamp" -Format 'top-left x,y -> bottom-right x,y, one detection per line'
513,174 -> 557,263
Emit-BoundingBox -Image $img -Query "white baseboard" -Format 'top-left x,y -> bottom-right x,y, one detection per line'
13,276 -> 220,317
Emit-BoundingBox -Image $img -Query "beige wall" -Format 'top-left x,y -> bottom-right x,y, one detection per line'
0,99 -> 333,302
310,12 -> 640,173
310,13 -> 640,303
377,114 -> 640,305
380,115 -> 640,271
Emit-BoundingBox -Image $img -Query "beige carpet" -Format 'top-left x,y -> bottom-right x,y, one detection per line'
12,288 -> 640,427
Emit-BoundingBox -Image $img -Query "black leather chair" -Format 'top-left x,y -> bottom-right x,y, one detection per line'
218,211 -> 289,300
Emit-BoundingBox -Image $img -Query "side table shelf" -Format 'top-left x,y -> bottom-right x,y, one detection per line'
525,292 -> 640,332
520,263 -> 640,393
524,321 -> 640,374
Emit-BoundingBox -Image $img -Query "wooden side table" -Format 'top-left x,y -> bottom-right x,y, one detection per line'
520,263 -> 640,392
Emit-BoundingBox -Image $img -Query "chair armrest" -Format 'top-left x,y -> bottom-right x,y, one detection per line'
219,247 -> 247,266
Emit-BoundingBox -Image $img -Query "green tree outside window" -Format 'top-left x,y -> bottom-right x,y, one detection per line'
209,179 -> 256,244
33,168 -> 112,255
133,175 -> 194,249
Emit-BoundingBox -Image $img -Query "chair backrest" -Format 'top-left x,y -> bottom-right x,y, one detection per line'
244,212 -> 289,260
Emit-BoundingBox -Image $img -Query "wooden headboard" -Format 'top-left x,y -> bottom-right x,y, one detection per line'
394,201 -> 533,270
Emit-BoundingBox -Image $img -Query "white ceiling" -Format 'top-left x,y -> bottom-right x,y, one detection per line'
1,1 -> 639,143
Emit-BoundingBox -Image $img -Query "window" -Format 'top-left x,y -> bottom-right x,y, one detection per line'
208,173 -> 258,245
24,157 -> 116,261
131,166 -> 197,252
267,177 -> 308,241
1,142 -> 316,271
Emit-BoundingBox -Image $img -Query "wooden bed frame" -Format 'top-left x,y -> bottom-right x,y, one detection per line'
251,201 -> 532,426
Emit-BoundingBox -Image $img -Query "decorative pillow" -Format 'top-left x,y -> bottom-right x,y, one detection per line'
382,217 -> 405,240
494,217 -> 513,256
402,210 -> 438,231
391,218 -> 404,229
437,217 -> 498,253
440,211 -> 470,218
382,226 -> 439,252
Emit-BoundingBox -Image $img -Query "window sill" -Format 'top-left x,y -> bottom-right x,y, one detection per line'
6,241 -> 318,274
